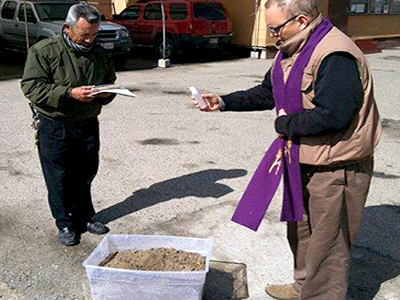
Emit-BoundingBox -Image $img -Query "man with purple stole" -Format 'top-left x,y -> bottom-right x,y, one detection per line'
191,0 -> 381,299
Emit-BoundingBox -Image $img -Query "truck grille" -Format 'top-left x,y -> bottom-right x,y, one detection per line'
97,30 -> 118,40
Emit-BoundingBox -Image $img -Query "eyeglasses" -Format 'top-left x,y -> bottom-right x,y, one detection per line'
267,15 -> 299,37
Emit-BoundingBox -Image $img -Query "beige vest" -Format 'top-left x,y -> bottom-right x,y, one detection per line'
275,19 -> 381,166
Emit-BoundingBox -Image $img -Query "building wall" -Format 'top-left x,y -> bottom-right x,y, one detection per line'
317,0 -> 329,17
220,0 -> 330,48
88,0 -> 113,18
115,0 -> 130,14
347,15 -> 400,38
216,0 -> 257,46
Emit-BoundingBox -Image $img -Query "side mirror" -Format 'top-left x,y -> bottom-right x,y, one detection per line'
112,14 -> 121,20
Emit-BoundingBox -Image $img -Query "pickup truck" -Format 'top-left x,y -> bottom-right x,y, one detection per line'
0,0 -> 133,66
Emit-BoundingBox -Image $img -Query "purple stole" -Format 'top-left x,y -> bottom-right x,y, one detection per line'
231,20 -> 334,231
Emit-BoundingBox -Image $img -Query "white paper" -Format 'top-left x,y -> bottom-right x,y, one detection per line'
91,84 -> 136,98
92,88 -> 136,98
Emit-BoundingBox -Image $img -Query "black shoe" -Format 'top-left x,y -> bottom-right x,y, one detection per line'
58,227 -> 80,246
86,221 -> 109,235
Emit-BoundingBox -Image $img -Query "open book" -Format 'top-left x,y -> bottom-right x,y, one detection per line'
91,84 -> 136,98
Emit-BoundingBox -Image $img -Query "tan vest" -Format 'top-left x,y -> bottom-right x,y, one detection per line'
276,20 -> 381,166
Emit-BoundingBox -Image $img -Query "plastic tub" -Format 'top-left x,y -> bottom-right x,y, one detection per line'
82,234 -> 214,300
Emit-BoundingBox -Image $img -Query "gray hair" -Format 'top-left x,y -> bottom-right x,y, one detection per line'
265,0 -> 320,18
65,3 -> 101,27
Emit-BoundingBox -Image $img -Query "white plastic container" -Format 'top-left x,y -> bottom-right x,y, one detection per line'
189,86 -> 207,109
82,234 -> 214,300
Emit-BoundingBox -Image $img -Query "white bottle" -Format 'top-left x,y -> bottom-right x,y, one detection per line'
189,86 -> 207,109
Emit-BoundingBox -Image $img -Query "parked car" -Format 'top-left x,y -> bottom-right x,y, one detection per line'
0,0 -> 133,66
110,0 -> 233,58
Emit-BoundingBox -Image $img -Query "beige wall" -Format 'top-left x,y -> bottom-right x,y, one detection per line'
317,0 -> 329,17
88,0 -> 113,18
220,0 -> 330,48
347,15 -> 400,38
114,0 -> 130,14
217,0 -> 257,46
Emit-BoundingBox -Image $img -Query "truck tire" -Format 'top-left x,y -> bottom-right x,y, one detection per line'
0,37 -> 4,59
155,36 -> 176,59
112,54 -> 129,68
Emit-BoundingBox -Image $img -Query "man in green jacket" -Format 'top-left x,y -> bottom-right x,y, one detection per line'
21,3 -> 116,246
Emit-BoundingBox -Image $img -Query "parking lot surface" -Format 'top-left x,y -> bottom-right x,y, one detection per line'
1,48 -> 400,300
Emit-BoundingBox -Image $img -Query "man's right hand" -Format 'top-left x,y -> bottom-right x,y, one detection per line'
191,93 -> 223,112
70,86 -> 96,103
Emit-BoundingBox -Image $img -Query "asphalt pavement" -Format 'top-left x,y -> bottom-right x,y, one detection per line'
1,47 -> 399,300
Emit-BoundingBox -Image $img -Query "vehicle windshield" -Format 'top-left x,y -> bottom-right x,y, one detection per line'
193,3 -> 226,20
34,3 -> 75,21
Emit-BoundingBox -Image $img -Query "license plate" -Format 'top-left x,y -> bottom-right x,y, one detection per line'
101,42 -> 114,49
209,38 -> 218,44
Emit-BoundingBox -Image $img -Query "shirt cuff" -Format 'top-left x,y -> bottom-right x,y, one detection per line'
219,98 -> 226,111
275,115 -> 288,135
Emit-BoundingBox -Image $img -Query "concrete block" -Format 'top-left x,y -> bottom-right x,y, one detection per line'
260,50 -> 267,59
158,59 -> 171,68
250,51 -> 259,59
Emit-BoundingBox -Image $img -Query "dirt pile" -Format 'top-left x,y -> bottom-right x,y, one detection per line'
100,248 -> 206,271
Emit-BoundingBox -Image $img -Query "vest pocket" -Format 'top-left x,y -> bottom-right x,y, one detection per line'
301,72 -> 315,109
301,72 -> 314,93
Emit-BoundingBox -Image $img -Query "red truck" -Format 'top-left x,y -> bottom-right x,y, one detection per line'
111,0 -> 233,58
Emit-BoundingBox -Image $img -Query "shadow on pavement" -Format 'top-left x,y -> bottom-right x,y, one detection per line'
94,168 -> 247,224
347,205 -> 400,300
115,46 -> 250,73
0,52 -> 26,81
0,46 -> 250,81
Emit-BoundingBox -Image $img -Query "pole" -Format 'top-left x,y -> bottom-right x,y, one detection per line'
157,0 -> 170,67
23,0 -> 30,51
161,1 -> 166,59
112,1 -> 116,15
255,0 -> 261,49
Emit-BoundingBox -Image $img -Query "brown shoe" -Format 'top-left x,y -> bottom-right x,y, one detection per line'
265,284 -> 300,300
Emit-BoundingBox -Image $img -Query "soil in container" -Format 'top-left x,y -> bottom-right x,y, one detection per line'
100,248 -> 206,271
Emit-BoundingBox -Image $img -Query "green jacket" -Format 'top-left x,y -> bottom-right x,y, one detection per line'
21,34 -> 116,125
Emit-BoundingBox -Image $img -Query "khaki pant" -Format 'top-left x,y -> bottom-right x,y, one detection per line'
288,158 -> 373,300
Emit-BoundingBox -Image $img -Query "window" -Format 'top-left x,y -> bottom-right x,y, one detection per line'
34,3 -> 75,21
350,0 -> 400,13
18,4 -> 36,23
144,4 -> 162,20
170,4 -> 187,20
121,6 -> 140,20
370,0 -> 389,13
390,0 -> 400,13
193,3 -> 226,20
1,1 -> 17,19
350,0 -> 369,13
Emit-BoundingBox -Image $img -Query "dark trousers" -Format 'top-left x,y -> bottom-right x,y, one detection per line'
38,115 -> 100,230
288,158 -> 373,300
